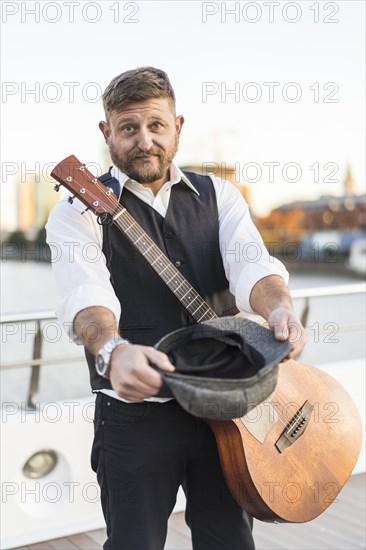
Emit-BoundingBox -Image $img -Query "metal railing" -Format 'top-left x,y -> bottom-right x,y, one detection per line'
1,282 -> 365,409
0,310 -> 85,408
290,282 -> 366,327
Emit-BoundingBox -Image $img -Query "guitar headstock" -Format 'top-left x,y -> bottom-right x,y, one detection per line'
51,155 -> 118,216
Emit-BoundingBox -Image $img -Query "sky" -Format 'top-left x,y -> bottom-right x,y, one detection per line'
1,0 -> 365,229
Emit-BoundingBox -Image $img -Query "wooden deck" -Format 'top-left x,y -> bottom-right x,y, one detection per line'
14,473 -> 365,550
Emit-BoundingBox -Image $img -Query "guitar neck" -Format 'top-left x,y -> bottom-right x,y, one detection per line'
50,154 -> 218,323
112,207 -> 218,323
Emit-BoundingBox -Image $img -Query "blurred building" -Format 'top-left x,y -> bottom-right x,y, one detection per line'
256,166 -> 365,243
0,150 -> 113,241
181,163 -> 250,204
17,176 -> 36,234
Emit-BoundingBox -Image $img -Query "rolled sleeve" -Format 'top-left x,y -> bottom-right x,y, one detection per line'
46,196 -> 121,344
210,175 -> 289,314
234,258 -> 289,314
56,283 -> 121,344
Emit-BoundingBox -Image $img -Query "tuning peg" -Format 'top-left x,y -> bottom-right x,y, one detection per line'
67,195 -> 75,204
54,184 -> 61,192
81,208 -> 89,216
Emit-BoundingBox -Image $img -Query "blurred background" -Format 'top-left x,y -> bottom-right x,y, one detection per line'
0,2 -> 365,548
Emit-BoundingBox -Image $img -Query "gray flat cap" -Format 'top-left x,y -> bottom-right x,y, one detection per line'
154,317 -> 291,421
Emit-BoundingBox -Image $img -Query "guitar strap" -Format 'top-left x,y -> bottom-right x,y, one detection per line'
98,171 -> 121,198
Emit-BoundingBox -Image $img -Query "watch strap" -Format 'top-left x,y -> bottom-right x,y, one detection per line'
95,336 -> 130,378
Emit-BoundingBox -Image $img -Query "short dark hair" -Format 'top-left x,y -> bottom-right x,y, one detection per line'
102,67 -> 176,119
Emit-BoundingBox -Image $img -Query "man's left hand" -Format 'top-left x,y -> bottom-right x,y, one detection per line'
266,306 -> 306,358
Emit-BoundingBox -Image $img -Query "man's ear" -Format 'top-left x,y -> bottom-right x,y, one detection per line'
175,115 -> 185,135
99,121 -> 110,143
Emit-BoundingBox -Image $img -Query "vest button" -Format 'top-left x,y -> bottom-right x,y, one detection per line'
164,232 -> 173,239
174,260 -> 181,268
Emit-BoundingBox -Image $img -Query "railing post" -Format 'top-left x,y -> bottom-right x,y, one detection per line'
27,320 -> 42,409
301,297 -> 310,328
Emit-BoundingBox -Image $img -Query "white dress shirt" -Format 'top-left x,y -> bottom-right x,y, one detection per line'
46,162 -> 288,402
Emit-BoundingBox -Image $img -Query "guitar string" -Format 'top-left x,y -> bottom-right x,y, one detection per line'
115,218 -> 213,318
65,167 -> 213,320
269,358 -> 310,427
113,215 -> 216,321
252,398 -> 305,430
65,167 -> 302,428
69,172 -> 297,427
91,178 -> 213,319
267,364 -> 308,427
261,371 -> 306,427
89,176 -> 303,429
114,211 -> 216,321
67,170 -> 296,427
78,170 -> 216,322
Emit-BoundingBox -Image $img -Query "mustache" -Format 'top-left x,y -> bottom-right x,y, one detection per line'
129,148 -> 163,160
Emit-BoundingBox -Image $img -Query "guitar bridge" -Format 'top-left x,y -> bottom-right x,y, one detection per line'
275,400 -> 313,453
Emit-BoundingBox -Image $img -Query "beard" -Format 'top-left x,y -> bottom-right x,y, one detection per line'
108,134 -> 179,184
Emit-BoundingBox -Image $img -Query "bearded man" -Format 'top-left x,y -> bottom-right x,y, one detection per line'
46,67 -> 305,549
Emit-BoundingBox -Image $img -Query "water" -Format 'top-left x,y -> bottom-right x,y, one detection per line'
0,261 -> 61,313
1,261 -> 365,404
1,260 -> 360,315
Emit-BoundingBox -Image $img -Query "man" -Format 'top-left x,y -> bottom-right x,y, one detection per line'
46,67 -> 306,549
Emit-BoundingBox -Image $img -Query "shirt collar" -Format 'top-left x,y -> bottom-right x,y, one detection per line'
110,161 -> 200,199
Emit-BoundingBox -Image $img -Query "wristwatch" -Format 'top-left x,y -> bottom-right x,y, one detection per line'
95,336 -> 130,378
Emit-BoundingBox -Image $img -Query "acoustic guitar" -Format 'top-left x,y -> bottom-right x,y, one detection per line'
51,155 -> 362,523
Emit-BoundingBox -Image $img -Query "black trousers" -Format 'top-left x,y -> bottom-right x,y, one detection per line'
91,392 -> 255,550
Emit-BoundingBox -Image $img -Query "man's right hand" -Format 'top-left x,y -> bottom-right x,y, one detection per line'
109,344 -> 175,401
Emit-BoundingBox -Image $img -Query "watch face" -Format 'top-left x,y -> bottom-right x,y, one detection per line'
96,353 -> 108,376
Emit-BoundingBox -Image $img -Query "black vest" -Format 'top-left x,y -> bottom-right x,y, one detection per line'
85,171 -> 238,390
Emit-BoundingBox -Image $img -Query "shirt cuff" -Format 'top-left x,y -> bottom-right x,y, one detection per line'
56,283 -> 121,344
235,258 -> 289,314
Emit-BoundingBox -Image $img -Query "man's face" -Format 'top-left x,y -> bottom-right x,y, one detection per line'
99,98 -> 184,188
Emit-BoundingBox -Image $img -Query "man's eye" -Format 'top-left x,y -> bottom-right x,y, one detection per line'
122,126 -> 134,133
151,122 -> 162,130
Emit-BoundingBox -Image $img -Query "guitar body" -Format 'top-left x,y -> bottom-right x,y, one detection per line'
207,360 -> 362,523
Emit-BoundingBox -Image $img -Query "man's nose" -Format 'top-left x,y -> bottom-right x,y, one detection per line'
137,130 -> 154,152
